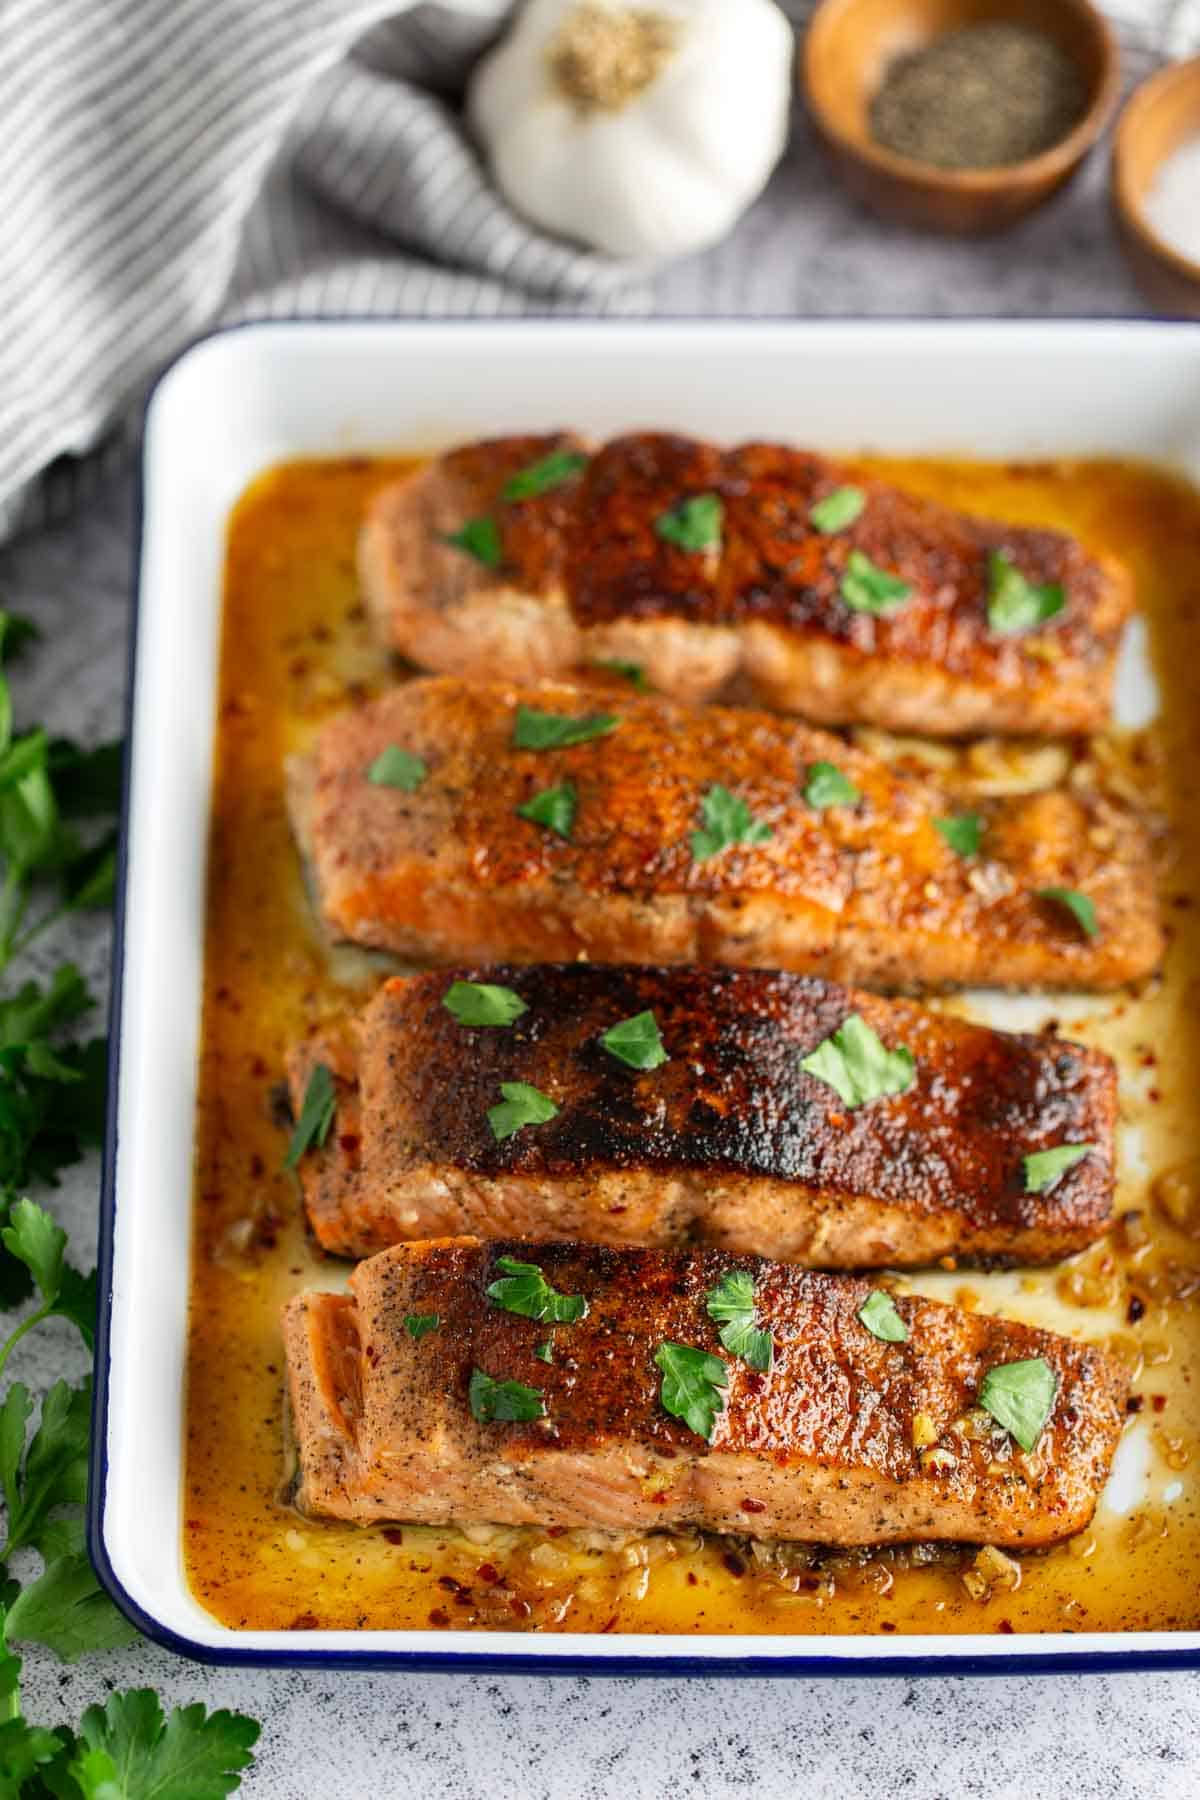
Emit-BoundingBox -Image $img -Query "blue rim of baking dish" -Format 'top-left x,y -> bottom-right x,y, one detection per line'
88,315 -> 1200,1674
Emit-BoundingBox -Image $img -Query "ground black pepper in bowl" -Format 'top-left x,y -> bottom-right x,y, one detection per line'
869,23 -> 1088,170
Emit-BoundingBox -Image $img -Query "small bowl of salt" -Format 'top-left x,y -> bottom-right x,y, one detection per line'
1114,56 -> 1200,318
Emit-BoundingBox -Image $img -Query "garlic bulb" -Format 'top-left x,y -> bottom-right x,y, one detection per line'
467,0 -> 794,261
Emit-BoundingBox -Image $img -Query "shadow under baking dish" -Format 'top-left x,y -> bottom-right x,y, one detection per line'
91,317 -> 1200,1672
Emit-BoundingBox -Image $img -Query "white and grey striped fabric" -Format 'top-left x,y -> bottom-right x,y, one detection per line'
1,0 -> 1199,542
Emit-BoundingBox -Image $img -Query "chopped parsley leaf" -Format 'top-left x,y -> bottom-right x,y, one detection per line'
512,706 -> 619,751
366,746 -> 427,791
1023,1143 -> 1096,1194
442,980 -> 528,1027
705,1269 -> 773,1372
654,493 -> 723,553
978,1356 -> 1057,1452
468,1367 -> 546,1423
601,1010 -> 669,1070
690,784 -> 773,861
516,781 -> 576,839
441,516 -> 502,568
986,552 -> 1065,635
654,1341 -> 728,1442
858,1290 -> 908,1343
486,1255 -> 587,1323
804,761 -> 860,809
810,486 -> 865,533
284,1063 -> 336,1169
487,1081 -> 559,1141
800,1014 -> 915,1109
1037,886 -> 1099,940
840,549 -> 911,614
502,449 -> 587,501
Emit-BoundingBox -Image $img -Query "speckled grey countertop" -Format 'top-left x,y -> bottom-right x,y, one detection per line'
3,120 -> 1200,1797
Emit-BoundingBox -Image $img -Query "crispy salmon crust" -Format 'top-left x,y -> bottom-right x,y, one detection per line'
286,965 -> 1117,1267
359,433 -> 1134,735
287,677 -> 1162,990
282,1238 -> 1129,1546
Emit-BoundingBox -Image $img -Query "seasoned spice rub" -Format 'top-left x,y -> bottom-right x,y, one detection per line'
359,432 -> 1133,735
286,965 -> 1117,1266
282,1238 -> 1129,1546
287,677 -> 1162,989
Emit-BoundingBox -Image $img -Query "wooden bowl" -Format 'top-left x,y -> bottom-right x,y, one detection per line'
1113,58 -> 1200,319
803,0 -> 1121,234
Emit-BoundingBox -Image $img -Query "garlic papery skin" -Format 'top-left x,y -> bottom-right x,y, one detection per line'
467,0 -> 795,262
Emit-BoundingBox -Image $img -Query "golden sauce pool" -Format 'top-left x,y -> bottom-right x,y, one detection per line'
186,454 -> 1200,1637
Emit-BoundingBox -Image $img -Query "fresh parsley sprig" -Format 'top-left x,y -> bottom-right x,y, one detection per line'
0,613 -> 262,1790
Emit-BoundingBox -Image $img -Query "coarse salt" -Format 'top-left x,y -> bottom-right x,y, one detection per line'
1144,135 -> 1200,265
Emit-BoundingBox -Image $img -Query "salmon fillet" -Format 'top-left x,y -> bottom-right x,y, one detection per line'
287,677 -> 1162,990
282,1238 -> 1129,1546
286,965 -> 1117,1266
359,433 -> 1133,735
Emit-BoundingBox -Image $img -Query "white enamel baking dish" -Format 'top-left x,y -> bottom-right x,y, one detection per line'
91,317 -> 1200,1673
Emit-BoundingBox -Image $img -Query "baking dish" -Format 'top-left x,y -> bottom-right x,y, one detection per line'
90,317 -> 1200,1672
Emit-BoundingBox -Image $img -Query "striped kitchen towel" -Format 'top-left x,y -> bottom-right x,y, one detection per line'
0,0 -> 1196,541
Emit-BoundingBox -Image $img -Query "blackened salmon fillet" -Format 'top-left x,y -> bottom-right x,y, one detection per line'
286,677 -> 1162,990
359,433 -> 1133,736
282,1237 -> 1128,1546
286,965 -> 1116,1267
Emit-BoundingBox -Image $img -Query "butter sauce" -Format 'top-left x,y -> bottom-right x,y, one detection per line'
184,454 -> 1200,1637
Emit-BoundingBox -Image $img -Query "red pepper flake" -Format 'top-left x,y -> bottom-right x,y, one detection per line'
427,1608 -> 451,1628
382,1527 -> 404,1545
509,1597 -> 531,1619
723,1553 -> 746,1578
1127,1295 -> 1146,1324
650,1490 -> 670,1505
338,1133 -> 361,1155
1153,1394 -> 1168,1413
453,1591 -> 473,1608
185,1518 -> 204,1531
1148,1088 -> 1162,1105
1126,1395 -> 1144,1414
741,1498 -> 766,1514
880,1620 -> 896,1632
996,1619 -> 1014,1635
288,1612 -> 319,1631
742,1372 -> 766,1396
547,1525 -> 567,1538
686,1571 -> 698,1586
476,1562 -> 500,1584
600,1616 -> 619,1633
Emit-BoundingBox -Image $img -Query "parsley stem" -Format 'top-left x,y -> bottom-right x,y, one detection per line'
6,904 -> 66,964
0,1300 -> 53,1390
0,866 -> 26,966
